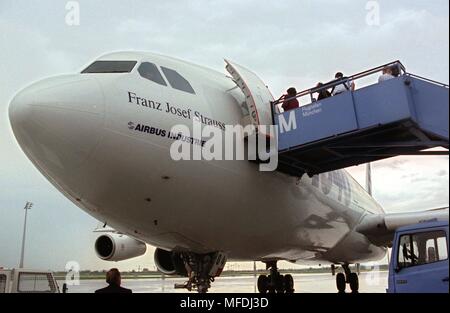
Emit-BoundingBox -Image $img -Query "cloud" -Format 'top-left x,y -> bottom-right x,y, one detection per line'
109,0 -> 450,98
346,154 -> 449,214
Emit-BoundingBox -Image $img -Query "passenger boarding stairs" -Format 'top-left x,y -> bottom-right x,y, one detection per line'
271,61 -> 449,177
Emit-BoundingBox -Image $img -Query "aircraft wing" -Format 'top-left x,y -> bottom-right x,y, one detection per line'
356,207 -> 449,247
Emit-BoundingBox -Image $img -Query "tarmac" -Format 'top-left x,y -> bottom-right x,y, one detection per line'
59,271 -> 388,293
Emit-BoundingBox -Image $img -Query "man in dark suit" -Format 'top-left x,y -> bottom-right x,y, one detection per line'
95,268 -> 132,293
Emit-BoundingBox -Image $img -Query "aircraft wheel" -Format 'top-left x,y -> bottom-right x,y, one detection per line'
349,272 -> 359,293
257,275 -> 269,294
284,274 -> 295,293
336,273 -> 346,293
275,274 -> 285,293
267,274 -> 276,293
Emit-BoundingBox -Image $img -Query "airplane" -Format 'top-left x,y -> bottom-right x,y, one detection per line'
8,51 -> 449,293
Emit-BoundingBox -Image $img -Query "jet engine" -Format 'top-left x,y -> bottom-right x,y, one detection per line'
154,248 -> 188,276
95,233 -> 146,261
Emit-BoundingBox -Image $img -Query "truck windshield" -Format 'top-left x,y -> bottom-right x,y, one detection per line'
398,230 -> 448,269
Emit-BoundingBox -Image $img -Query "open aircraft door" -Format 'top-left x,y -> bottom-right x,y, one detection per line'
225,60 -> 275,132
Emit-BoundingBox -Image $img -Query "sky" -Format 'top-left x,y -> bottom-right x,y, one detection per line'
0,0 -> 448,272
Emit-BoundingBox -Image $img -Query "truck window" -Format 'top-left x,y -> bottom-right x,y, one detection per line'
398,234 -> 414,268
398,230 -> 448,269
436,236 -> 448,261
17,273 -> 56,293
0,274 -> 6,293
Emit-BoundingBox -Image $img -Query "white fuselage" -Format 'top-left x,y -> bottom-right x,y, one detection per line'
9,52 -> 386,265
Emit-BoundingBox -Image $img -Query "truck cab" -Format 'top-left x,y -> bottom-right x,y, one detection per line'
388,221 -> 449,293
0,268 -> 61,293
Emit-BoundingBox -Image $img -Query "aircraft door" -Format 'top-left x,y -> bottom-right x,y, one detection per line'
225,60 -> 275,131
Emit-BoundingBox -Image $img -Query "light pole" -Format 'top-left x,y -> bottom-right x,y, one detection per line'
19,202 -> 33,268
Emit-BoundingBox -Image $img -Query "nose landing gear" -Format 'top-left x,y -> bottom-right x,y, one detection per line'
257,261 -> 295,294
174,252 -> 227,293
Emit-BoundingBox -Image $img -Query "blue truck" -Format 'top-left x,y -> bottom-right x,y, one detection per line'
388,221 -> 449,293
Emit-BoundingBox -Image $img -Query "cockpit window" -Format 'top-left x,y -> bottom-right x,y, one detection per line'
138,62 -> 167,86
81,61 -> 137,73
161,67 -> 196,94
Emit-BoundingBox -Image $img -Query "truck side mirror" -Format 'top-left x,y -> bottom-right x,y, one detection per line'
62,283 -> 68,294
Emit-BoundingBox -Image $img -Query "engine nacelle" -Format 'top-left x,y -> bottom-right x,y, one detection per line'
154,248 -> 188,276
95,233 -> 146,261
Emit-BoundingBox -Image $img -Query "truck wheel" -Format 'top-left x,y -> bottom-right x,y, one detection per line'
336,273 -> 346,293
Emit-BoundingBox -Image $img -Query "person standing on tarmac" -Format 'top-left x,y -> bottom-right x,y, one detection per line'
95,268 -> 132,293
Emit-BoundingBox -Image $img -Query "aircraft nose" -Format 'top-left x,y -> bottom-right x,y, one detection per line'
9,75 -> 105,172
